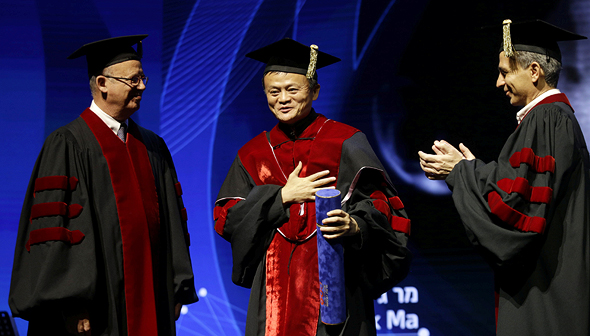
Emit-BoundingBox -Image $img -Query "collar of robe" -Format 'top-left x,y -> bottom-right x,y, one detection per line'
278,109 -> 318,139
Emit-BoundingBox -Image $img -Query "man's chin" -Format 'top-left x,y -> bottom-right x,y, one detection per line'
275,110 -> 310,124
119,106 -> 140,120
509,99 -> 525,107
274,112 -> 297,124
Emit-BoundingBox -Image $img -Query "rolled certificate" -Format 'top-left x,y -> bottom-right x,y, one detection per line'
315,188 -> 346,325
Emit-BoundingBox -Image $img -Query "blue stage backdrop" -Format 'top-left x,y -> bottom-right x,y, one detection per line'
2,0 -> 590,335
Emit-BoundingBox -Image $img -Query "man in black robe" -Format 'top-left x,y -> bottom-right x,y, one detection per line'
214,38 -> 411,336
419,20 -> 590,335
9,35 -> 198,336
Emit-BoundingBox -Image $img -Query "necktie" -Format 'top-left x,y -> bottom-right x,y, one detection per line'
117,123 -> 127,142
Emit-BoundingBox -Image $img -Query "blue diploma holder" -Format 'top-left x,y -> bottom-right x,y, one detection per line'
315,189 -> 346,325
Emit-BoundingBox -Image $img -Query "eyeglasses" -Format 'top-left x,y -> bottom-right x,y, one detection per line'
103,74 -> 148,86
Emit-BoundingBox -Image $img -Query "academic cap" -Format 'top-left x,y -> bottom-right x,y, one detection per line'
67,34 -> 148,78
500,19 -> 586,62
245,38 -> 341,79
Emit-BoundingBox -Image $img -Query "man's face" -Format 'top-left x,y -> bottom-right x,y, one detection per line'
103,60 -> 145,120
263,72 -> 319,124
496,51 -> 535,107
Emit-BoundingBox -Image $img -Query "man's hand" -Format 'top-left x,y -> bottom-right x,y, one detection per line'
418,140 -> 475,180
320,209 -> 359,239
281,161 -> 336,204
64,309 -> 91,335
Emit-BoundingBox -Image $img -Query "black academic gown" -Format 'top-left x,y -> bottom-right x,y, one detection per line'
9,109 -> 198,336
214,112 -> 411,336
446,95 -> 590,335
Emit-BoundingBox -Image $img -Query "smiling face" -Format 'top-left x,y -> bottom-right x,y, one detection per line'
98,60 -> 146,121
496,51 -> 537,107
263,72 -> 320,124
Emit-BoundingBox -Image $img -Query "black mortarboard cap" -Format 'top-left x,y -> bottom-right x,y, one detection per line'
67,34 -> 148,78
245,38 -> 341,79
499,19 -> 586,62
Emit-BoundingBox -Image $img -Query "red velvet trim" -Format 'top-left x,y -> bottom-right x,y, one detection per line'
370,190 -> 387,201
372,199 -> 391,218
282,203 -> 317,242
388,196 -> 404,210
70,177 -> 79,190
238,116 -> 359,188
497,178 -> 553,204
214,199 -> 240,236
34,176 -> 67,192
127,124 -> 162,285
175,182 -> 183,196
266,234 -> 320,336
31,202 -> 66,220
302,120 -> 359,182
181,207 -> 188,222
81,109 -> 158,336
487,191 -> 546,233
391,216 -> 411,235
371,191 -> 406,227
30,202 -> 83,222
519,93 -> 572,124
26,227 -> 85,252
33,176 -> 79,197
369,192 -> 410,234
68,204 -> 83,218
239,132 -> 288,186
509,148 -> 555,173
538,92 -> 571,107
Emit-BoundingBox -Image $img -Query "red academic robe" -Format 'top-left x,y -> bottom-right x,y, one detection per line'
215,112 -> 411,336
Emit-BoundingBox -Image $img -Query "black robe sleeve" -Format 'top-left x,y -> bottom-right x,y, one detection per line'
337,132 -> 411,298
9,128 -> 98,321
446,102 -> 588,268
215,155 -> 289,287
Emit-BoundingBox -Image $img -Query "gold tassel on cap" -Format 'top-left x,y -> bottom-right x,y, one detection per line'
306,44 -> 319,79
502,19 -> 514,57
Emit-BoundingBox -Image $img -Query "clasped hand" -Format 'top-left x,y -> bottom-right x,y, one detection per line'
320,209 -> 359,239
418,140 -> 475,180
281,162 -> 359,238
281,161 -> 336,204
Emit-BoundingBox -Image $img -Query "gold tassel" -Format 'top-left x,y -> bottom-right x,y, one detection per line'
502,19 -> 514,57
306,44 -> 319,79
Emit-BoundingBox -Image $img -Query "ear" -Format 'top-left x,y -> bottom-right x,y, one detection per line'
529,62 -> 544,84
312,83 -> 320,101
96,76 -> 109,93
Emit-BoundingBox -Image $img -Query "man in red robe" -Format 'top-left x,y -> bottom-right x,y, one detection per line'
419,20 -> 590,335
9,35 -> 198,336
214,38 -> 412,336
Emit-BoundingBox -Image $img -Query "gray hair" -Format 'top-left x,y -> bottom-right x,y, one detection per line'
513,50 -> 562,88
262,71 -> 318,91
89,75 -> 99,96
89,66 -> 115,96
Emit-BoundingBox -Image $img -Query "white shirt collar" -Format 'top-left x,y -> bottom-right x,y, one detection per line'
516,89 -> 561,124
89,100 -> 128,135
